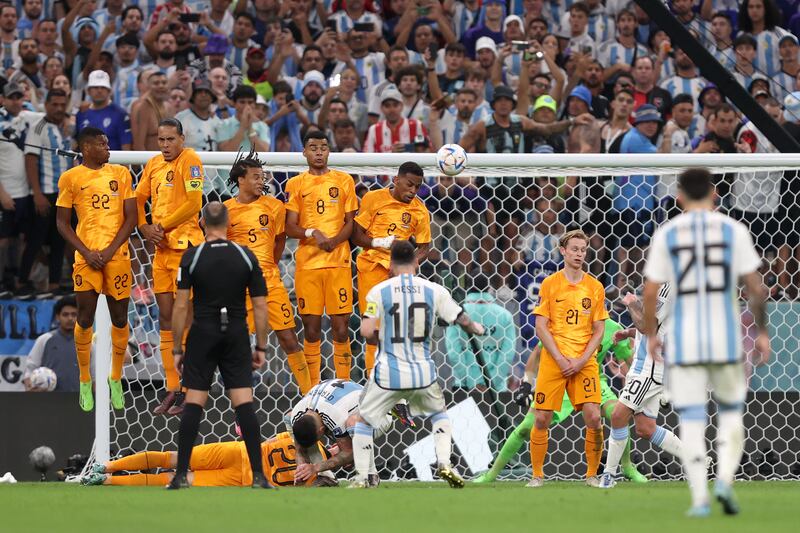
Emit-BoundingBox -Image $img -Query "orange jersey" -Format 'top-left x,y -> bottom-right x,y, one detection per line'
533,270 -> 609,358
224,195 -> 285,285
285,169 -> 358,271
55,163 -> 135,264
354,188 -> 432,271
136,148 -> 204,249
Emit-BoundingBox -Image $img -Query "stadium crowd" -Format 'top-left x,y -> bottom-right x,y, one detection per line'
0,0 -> 799,341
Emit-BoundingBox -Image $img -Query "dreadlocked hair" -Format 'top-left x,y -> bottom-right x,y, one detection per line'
227,146 -> 266,193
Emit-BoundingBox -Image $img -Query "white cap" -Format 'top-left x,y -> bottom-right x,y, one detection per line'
503,15 -> 523,31
87,70 -> 111,90
475,37 -> 498,56
256,94 -> 268,106
380,88 -> 403,104
303,70 -> 326,88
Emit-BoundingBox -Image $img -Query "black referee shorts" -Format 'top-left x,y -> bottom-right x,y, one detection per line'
181,320 -> 253,391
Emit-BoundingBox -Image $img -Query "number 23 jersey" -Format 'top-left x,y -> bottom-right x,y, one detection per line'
56,163 -> 135,264
533,270 -> 608,359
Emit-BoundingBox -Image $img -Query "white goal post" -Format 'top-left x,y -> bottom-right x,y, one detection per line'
85,151 -> 799,481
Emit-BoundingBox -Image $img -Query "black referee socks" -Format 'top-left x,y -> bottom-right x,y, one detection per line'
175,402 -> 204,478
235,402 -> 265,476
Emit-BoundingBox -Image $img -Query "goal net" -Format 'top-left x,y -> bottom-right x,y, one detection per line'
97,152 -> 799,481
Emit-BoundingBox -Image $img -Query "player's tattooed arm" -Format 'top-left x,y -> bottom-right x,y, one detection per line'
622,292 -> 646,333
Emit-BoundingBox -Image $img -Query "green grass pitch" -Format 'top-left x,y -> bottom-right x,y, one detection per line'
1,481 -> 795,532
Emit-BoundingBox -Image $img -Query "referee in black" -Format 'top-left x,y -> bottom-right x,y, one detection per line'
168,201 -> 272,489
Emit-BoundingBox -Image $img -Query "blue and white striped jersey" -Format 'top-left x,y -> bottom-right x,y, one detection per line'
628,283 -> 671,383
290,379 -> 362,439
644,211 -> 761,366
753,28 -> 789,77
439,107 -> 470,146
597,40 -> 649,71
364,274 -> 463,390
24,117 -> 72,195
659,75 -> 707,112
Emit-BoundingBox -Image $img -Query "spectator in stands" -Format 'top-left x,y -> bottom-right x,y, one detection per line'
35,19 -> 61,61
189,34 -> 242,93
564,54 -> 608,118
321,68 -> 368,136
147,29 -> 178,74
131,70 -> 172,150
111,33 -> 142,111
364,88 -> 429,153
76,70 -> 132,151
319,97 -> 350,140
7,38 -> 43,109
209,66 -> 234,115
395,66 -> 429,122
733,33 -> 768,90
438,43 -> 467,96
328,0 -> 382,36
658,93 -> 696,220
265,81 -> 304,152
295,69 -> 326,126
708,11 -> 736,71
0,5 -> 18,71
20,89 -> 71,298
462,0 -> 505,58
631,55 -> 671,119
0,83 -> 34,294
366,45 -> 409,123
169,86 -> 189,113
463,67 -> 493,122
564,2 -> 597,58
526,95 -> 564,153
598,8 -> 648,82
176,82 -> 221,152
23,296 -> 81,392
242,46 -> 272,101
659,47 -> 707,111
332,118 -> 360,152
738,0 -> 787,76
671,0 -> 713,44
17,0 -> 42,40
148,0 -> 192,30
599,88 -> 633,153
445,273 -> 516,393
209,0 -> 235,36
429,87 -> 477,149
613,104 -> 661,292
228,13 -> 259,70
771,34 -> 799,103
218,84 -> 270,151
61,3 -> 100,88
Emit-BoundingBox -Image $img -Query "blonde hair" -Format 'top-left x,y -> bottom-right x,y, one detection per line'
559,229 -> 590,249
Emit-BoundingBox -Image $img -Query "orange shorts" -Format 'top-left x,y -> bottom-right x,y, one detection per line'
295,267 -> 353,316
246,282 -> 297,333
357,263 -> 389,315
152,248 -> 186,294
72,259 -> 132,300
533,348 -> 602,411
189,441 -> 246,487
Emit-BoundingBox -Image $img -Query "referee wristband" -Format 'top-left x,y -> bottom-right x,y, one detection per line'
254,346 -> 267,352
304,228 -> 316,238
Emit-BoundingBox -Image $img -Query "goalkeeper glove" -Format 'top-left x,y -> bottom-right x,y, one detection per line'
371,235 -> 396,249
514,381 -> 533,408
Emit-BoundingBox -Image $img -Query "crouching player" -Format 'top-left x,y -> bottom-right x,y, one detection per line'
81,433 -> 328,487
290,378 -> 403,487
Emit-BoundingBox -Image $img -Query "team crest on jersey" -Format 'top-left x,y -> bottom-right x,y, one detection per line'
535,392 -> 545,405
582,297 -> 591,310
402,212 -> 411,225
166,171 -> 174,184
109,180 -> 118,192
190,165 -> 201,178
259,214 -> 269,227
329,187 -> 339,198
75,274 -> 83,287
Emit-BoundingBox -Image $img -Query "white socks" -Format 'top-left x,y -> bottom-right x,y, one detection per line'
650,425 -> 683,459
716,407 -> 745,487
431,412 -> 452,468
603,426 -> 629,475
679,407 -> 709,507
352,422 -> 374,481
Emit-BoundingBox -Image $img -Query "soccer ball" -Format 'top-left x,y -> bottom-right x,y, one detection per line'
436,144 -> 468,176
30,367 -> 57,391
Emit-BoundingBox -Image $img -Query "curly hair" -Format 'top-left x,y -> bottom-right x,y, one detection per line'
227,146 -> 266,193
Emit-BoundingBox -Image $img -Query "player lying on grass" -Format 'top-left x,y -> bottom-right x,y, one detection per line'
81,433 -> 329,487
290,378 -> 409,487
474,318 -> 648,484
599,285 -> 684,488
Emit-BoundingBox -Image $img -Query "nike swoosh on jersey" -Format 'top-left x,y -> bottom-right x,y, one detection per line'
302,192 -> 312,198
556,298 -> 566,302
231,223 -> 240,227
80,185 -> 90,190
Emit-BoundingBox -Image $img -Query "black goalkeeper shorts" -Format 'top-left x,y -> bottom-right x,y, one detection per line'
181,320 -> 252,391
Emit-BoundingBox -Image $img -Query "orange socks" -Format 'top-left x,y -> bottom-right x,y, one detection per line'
74,323 -> 93,383
287,351 -> 312,394
333,340 -> 351,381
305,340 -> 321,387
108,473 -> 172,486
160,330 -> 179,391
585,427 -> 604,478
108,451 -> 173,471
530,426 -> 549,478
364,343 -> 376,378
110,325 -> 128,381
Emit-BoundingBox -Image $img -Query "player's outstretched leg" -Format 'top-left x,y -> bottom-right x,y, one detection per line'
349,420 -> 374,488
431,412 -> 463,488
474,411 -> 534,483
713,403 -> 745,515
